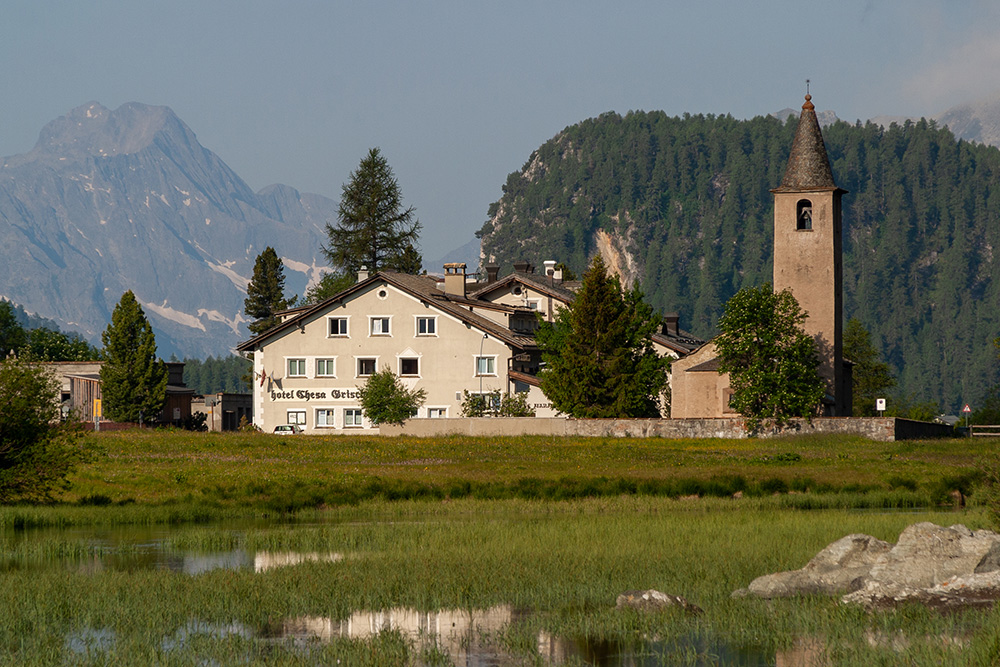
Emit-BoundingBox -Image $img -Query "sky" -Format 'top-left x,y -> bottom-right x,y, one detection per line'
3,1 -> 1000,264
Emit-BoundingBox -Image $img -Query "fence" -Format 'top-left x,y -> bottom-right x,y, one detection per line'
970,424 -> 1000,437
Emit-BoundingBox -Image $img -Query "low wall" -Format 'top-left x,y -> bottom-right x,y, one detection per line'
380,417 -> 957,441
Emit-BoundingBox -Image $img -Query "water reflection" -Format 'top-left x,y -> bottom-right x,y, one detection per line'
0,523 -> 345,575
264,606 -> 779,666
254,550 -> 343,572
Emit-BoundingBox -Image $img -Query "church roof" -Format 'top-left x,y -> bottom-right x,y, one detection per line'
774,94 -> 839,192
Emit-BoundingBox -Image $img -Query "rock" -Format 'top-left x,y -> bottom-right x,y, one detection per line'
738,523 -> 1000,611
740,533 -> 891,598
616,589 -> 702,615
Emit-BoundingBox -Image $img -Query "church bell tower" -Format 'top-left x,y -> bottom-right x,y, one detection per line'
772,94 -> 850,416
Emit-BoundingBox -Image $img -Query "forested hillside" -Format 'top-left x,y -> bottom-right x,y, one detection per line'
478,112 -> 1000,411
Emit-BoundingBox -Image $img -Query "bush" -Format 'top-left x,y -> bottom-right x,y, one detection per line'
460,390 -> 535,417
0,357 -> 90,501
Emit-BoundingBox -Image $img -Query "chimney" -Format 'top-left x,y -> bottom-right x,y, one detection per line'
513,260 -> 530,274
357,266 -> 369,282
443,262 -> 467,298
543,260 -> 557,280
485,263 -> 499,283
663,312 -> 679,336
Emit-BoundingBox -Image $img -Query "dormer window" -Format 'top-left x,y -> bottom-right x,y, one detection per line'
796,199 -> 813,230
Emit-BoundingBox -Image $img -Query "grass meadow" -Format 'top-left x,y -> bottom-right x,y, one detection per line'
53,430 -> 989,513
2,430 -> 999,665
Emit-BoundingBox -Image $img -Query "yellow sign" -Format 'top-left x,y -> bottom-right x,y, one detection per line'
93,399 -> 102,418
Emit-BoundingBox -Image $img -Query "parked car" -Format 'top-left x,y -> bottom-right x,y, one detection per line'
273,424 -> 303,435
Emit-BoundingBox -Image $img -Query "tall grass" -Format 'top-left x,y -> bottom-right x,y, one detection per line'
1,497 -> 998,665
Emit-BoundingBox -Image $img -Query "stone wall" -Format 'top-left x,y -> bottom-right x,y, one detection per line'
380,417 -> 956,441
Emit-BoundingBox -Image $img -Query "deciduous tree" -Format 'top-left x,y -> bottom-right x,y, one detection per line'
0,356 -> 87,501
100,291 -> 168,423
323,148 -> 422,274
301,271 -> 356,305
356,367 -> 426,426
245,247 -> 295,335
715,284 -> 825,432
537,255 -> 669,418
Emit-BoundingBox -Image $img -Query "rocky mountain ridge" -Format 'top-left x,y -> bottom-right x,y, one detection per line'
0,102 -> 336,358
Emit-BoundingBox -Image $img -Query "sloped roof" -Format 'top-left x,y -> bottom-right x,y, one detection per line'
652,332 -> 702,356
774,94 -> 842,192
237,271 -> 537,352
468,270 -> 580,303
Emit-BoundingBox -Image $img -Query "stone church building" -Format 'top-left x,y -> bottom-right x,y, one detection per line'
670,94 -> 852,418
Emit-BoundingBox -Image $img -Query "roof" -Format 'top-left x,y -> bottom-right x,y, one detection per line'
237,271 -> 538,352
684,357 -> 722,372
773,94 -> 843,193
652,329 -> 704,355
468,270 -> 580,304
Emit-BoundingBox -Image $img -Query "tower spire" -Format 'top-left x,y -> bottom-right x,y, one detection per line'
776,94 -> 835,191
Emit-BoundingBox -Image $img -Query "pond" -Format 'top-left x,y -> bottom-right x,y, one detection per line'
2,503 -> 981,665
2,518 -> 784,666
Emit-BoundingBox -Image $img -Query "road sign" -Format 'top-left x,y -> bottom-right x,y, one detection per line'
962,404 -> 972,413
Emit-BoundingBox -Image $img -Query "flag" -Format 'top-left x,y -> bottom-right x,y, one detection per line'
259,369 -> 267,387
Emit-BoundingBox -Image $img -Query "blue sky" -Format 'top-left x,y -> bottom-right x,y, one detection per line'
3,1 -> 999,262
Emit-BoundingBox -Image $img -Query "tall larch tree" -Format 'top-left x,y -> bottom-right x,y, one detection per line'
536,255 -> 669,418
245,247 -> 295,335
323,148 -> 422,275
100,291 -> 168,423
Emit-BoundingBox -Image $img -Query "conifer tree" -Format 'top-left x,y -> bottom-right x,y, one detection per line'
715,284 -> 825,432
843,318 -> 896,416
0,301 -> 26,357
323,148 -> 422,274
100,291 -> 168,423
537,255 -> 669,417
245,247 -> 294,335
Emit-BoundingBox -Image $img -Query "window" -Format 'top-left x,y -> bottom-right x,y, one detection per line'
328,317 -> 348,337
287,359 -> 306,377
357,358 -> 377,377
287,410 -> 306,425
316,409 -> 336,427
416,316 -> 436,336
399,357 -> 419,377
723,388 -> 737,414
475,356 -> 496,376
370,317 -> 390,335
527,300 -> 541,311
344,408 -> 363,427
428,407 -> 447,418
316,358 -> 336,377
796,199 -> 813,231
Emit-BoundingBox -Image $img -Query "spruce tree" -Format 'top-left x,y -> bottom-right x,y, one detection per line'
245,247 -> 294,335
843,318 -> 896,416
0,301 -> 26,357
715,284 -> 825,432
323,148 -> 422,274
100,291 -> 168,423
537,255 -> 669,417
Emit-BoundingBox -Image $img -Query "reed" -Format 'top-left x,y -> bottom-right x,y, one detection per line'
1,497 -> 997,665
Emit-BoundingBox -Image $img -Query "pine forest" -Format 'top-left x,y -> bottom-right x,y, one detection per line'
478,112 -> 1000,412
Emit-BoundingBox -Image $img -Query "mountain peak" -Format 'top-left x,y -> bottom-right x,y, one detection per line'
29,101 -> 190,160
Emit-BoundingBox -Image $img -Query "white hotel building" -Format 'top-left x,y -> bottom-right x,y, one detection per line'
237,262 -> 700,433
